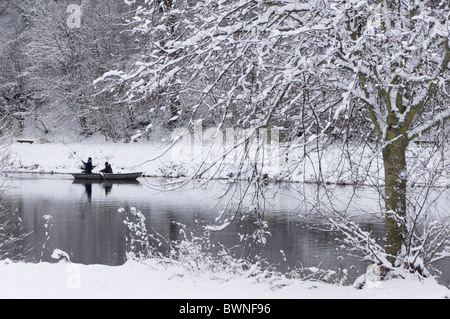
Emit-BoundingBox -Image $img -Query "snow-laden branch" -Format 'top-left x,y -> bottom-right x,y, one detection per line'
407,109 -> 450,140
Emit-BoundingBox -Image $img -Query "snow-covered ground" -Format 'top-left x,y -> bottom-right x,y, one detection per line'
1,140 -> 450,299
4,139 -> 450,186
5,141 -> 168,177
0,259 -> 448,299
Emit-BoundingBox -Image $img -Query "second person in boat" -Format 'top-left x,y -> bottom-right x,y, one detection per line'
100,162 -> 113,174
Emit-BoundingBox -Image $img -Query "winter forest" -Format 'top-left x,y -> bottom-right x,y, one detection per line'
0,0 -> 449,299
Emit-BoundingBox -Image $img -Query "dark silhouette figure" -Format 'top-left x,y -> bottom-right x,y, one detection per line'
100,162 -> 113,173
82,157 -> 94,173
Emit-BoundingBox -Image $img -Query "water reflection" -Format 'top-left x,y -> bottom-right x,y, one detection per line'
72,180 -> 141,200
1,174 -> 449,287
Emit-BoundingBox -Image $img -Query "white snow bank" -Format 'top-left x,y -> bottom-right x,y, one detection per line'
0,259 -> 448,299
5,142 -> 168,177
4,141 -> 450,186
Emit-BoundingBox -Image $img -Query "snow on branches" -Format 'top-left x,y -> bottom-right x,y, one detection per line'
96,0 -> 450,277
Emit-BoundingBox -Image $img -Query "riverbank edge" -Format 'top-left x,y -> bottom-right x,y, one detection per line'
3,170 -> 450,190
0,258 -> 449,299
3,141 -> 450,188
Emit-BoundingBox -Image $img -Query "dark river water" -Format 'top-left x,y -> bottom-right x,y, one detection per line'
1,174 -> 449,287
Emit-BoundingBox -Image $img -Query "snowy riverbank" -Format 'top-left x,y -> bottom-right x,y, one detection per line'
5,141 -> 168,177
4,140 -> 450,186
0,259 -> 448,299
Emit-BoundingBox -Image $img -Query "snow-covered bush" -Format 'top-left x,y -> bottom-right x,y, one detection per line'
316,204 -> 450,286
118,206 -> 286,280
0,206 -> 27,261
118,206 -> 360,285
400,218 -> 450,277
119,207 -> 151,261
158,162 -> 188,178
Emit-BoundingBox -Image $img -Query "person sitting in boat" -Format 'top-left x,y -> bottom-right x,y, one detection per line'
82,157 -> 95,174
100,162 -> 113,174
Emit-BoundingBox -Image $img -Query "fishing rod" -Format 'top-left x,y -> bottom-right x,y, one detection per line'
47,135 -> 98,171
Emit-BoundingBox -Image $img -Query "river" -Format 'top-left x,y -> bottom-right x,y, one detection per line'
1,174 -> 449,287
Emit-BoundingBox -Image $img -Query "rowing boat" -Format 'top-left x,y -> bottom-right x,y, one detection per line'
72,172 -> 143,180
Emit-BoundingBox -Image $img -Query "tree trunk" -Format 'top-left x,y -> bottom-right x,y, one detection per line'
383,135 -> 409,265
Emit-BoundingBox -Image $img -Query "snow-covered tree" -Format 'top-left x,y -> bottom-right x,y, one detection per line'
0,1 -> 31,133
20,0 -> 135,139
98,0 -> 450,277
323,0 -> 450,267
